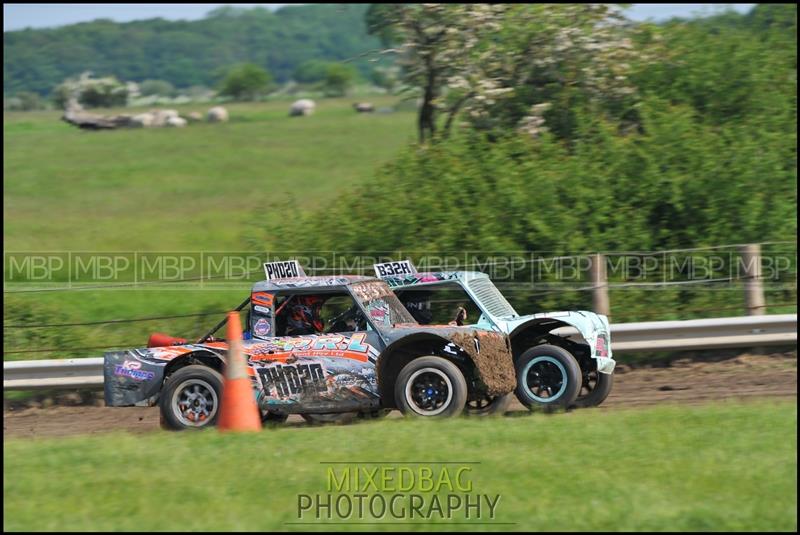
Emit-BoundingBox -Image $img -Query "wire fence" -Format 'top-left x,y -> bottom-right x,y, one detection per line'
3,242 -> 796,356
4,240 -> 797,294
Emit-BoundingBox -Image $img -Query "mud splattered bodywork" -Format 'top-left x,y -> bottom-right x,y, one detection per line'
104,275 -> 515,413
381,325 -> 516,397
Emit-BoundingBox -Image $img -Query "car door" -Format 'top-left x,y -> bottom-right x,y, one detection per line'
246,289 -> 383,414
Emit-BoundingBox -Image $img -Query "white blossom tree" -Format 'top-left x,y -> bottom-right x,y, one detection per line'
367,3 -> 647,142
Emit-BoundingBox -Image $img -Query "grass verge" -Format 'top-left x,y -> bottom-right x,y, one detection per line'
3,400 -> 797,531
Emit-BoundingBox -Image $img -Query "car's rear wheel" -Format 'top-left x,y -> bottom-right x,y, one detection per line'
464,393 -> 512,416
514,345 -> 581,412
395,356 -> 467,418
159,365 -> 222,431
302,413 -> 357,425
261,410 -> 289,425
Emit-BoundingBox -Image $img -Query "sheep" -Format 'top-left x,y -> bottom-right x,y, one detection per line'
130,112 -> 156,128
289,99 -> 316,117
150,109 -> 179,127
353,102 -> 375,113
207,106 -> 229,123
166,116 -> 187,128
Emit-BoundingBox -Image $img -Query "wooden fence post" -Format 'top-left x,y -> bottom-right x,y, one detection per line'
740,244 -> 766,316
590,253 -> 610,316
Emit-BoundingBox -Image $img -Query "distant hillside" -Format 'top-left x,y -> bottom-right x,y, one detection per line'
3,4 -> 381,95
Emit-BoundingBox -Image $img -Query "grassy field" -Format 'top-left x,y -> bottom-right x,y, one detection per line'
3,96 -> 794,360
3,96 -> 414,251
3,97 -> 414,359
3,401 -> 796,531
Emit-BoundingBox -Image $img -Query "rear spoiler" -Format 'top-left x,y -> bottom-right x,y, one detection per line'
373,260 -> 417,279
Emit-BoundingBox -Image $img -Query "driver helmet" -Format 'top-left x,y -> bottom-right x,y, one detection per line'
287,295 -> 326,335
401,291 -> 433,324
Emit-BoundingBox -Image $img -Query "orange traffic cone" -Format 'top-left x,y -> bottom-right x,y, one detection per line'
218,311 -> 261,432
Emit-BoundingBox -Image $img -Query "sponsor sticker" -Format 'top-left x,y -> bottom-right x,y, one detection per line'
367,299 -> 391,324
254,304 -> 271,314
374,260 -> 417,278
254,318 -> 271,337
114,360 -> 155,381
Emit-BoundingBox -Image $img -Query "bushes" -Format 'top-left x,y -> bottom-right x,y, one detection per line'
51,73 -> 128,109
279,100 -> 795,256
3,92 -> 45,111
263,96 -> 795,319
218,63 -> 273,101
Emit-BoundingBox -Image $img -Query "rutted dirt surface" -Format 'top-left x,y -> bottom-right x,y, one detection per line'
4,352 -> 796,439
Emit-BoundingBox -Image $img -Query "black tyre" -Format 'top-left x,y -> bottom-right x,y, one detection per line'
302,413 -> 357,425
262,410 -> 289,425
359,408 -> 391,420
572,363 -> 614,408
464,393 -> 512,417
514,345 -> 581,412
159,365 -> 223,431
395,356 -> 467,418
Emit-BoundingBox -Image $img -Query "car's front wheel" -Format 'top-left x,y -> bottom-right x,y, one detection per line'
572,360 -> 614,408
395,356 -> 467,418
159,365 -> 223,430
514,345 -> 581,412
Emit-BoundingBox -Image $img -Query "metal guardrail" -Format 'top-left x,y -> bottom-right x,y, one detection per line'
3,357 -> 104,390
604,314 -> 797,352
3,314 -> 797,391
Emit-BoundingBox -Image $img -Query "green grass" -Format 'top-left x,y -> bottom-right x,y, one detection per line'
3,401 -> 797,531
3,97 -> 414,357
3,288 -> 246,360
3,96 -> 414,251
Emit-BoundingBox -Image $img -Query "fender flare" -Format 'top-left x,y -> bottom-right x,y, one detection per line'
508,312 -> 612,358
162,349 -> 227,379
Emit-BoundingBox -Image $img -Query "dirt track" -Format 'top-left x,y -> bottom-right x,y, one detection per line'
4,352 -> 796,439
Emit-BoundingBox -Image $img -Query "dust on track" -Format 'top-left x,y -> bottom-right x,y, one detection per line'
4,352 -> 796,439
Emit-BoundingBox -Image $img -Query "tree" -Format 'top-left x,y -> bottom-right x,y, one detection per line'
219,63 -> 273,101
366,4 -> 511,142
139,79 -> 176,97
323,63 -> 357,97
293,60 -> 331,84
460,4 -> 646,141
51,72 -> 128,109
4,5 -> 383,95
366,4 -> 646,142
4,91 -> 44,111
370,65 -> 400,94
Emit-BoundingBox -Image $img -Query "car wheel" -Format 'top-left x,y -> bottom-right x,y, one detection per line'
159,365 -> 223,431
262,410 -> 289,425
572,362 -> 614,408
302,413 -> 357,425
395,356 -> 467,418
514,345 -> 581,412
359,408 -> 391,420
464,393 -> 512,416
